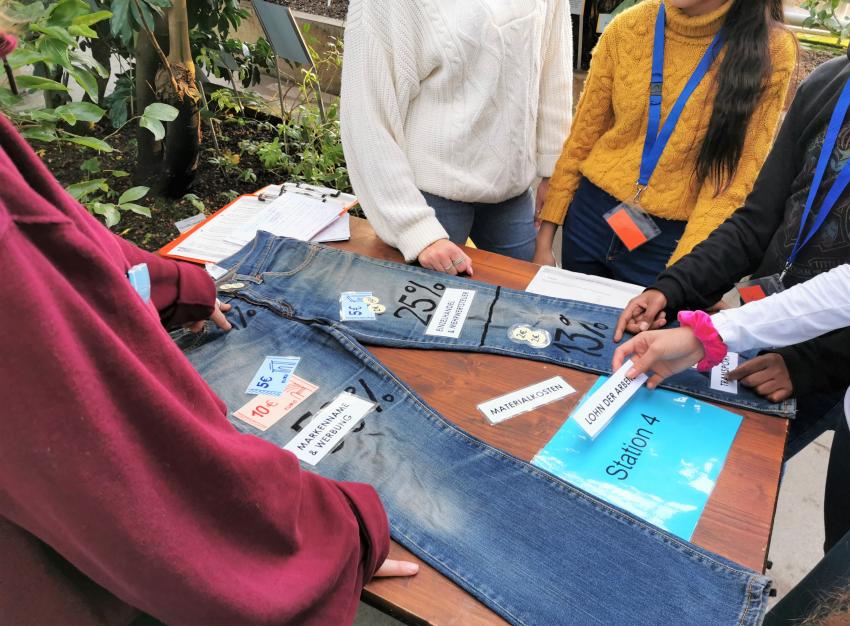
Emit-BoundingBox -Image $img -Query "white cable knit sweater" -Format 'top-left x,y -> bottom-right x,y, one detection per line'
341,0 -> 573,261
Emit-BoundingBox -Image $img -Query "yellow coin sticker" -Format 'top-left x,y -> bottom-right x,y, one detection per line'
363,296 -> 380,305
369,304 -> 387,314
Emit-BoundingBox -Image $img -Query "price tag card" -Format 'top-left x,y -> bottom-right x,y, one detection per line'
425,288 -> 476,338
340,291 -> 376,321
572,360 -> 648,439
478,376 -> 576,424
284,392 -> 375,465
233,376 -> 319,431
245,356 -> 300,396
735,275 -> 784,304
603,203 -> 661,252
710,352 -> 739,394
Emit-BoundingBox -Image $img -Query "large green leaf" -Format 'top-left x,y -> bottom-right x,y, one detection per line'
65,135 -> 114,152
66,178 -> 108,199
110,0 -> 133,44
68,24 -> 98,38
72,10 -> 113,27
6,48 -> 51,69
55,101 -> 106,123
0,87 -> 22,109
49,0 -> 89,26
142,102 -> 179,122
30,25 -> 77,47
118,186 -> 150,204
37,37 -> 72,68
139,116 -> 165,141
27,109 -> 61,122
16,75 -> 69,92
69,67 -> 99,101
91,202 -> 121,227
21,128 -> 59,143
122,203 -> 151,217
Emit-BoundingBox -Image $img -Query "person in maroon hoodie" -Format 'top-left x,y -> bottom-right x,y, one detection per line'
0,25 -> 416,625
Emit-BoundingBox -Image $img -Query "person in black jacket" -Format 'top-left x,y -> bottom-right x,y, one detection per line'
614,50 -> 850,457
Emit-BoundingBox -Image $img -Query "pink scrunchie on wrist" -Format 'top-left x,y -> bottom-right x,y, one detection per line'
677,310 -> 728,372
0,33 -> 18,58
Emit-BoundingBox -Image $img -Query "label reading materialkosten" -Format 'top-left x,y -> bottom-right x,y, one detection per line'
283,392 -> 375,465
425,288 -> 476,338
477,376 -> 576,424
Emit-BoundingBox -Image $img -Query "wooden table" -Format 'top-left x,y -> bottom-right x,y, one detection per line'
333,218 -> 788,626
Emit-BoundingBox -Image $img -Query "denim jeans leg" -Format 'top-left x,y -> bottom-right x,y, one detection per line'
421,191 -> 476,245
468,190 -> 537,261
179,302 -> 772,626
561,178 -> 619,278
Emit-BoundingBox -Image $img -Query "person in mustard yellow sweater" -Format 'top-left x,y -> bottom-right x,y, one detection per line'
533,0 -> 797,286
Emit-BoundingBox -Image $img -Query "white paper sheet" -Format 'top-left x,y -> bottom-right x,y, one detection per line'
230,192 -> 344,243
312,212 -> 350,243
525,265 -> 644,309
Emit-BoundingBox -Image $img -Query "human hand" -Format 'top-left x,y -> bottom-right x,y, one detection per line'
613,290 -> 668,342
534,178 -> 551,229
374,558 -> 420,578
418,239 -> 473,276
532,220 -> 558,266
185,299 -> 232,333
727,353 -> 793,403
706,299 -> 730,313
612,327 -> 705,389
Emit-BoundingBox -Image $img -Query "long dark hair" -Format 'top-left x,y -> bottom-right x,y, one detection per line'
696,0 -> 788,193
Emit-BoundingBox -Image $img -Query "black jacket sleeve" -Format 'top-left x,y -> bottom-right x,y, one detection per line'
771,328 -> 850,396
651,78 -> 808,312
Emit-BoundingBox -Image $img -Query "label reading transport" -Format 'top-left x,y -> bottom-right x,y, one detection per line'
710,352 -> 739,394
233,375 -> 319,431
245,356 -> 300,396
477,376 -> 576,424
425,288 -> 475,338
573,360 -> 648,439
284,392 -> 375,465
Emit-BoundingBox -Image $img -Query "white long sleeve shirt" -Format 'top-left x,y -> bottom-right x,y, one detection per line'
712,265 -> 850,427
340,0 -> 573,261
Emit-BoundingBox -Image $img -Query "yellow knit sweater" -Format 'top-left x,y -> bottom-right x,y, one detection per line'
540,0 -> 797,264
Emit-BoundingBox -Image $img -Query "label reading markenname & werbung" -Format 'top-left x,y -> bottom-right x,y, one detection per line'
477,376 -> 576,424
573,360 -> 648,439
283,392 -> 374,465
425,288 -> 475,338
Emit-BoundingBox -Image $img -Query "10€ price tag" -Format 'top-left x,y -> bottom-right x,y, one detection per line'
233,375 -> 319,431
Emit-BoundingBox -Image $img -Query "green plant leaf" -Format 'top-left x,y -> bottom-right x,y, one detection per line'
68,24 -> 98,38
118,186 -> 150,204
67,178 -> 108,199
55,101 -> 106,123
140,116 -> 165,141
122,202 -> 151,217
21,128 -> 59,143
81,157 -> 102,174
69,67 -> 99,101
65,135 -> 114,152
49,0 -> 89,25
28,109 -> 61,122
142,102 -> 179,122
72,10 -> 113,27
16,75 -> 69,92
6,48 -> 51,69
30,24 -> 77,47
102,205 -> 121,227
110,170 -> 130,178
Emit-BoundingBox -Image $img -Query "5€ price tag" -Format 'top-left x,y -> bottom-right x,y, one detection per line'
245,356 -> 300,396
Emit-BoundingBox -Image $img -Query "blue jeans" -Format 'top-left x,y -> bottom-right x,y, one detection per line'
562,178 -> 687,287
175,241 -> 772,625
422,190 -> 536,262
208,232 -> 793,417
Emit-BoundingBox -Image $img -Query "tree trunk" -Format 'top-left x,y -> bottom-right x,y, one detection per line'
135,14 -> 169,186
91,21 -> 112,103
156,0 -> 201,196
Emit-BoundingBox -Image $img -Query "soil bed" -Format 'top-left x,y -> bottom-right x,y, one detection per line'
286,0 -> 348,20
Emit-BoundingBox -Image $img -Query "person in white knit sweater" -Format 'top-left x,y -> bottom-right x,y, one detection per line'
341,0 -> 572,276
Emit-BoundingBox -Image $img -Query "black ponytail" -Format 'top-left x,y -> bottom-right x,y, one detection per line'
696,0 -> 789,192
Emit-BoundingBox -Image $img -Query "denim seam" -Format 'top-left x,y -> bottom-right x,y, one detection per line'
260,245 -> 320,277
387,523 -> 530,626
326,325 -> 762,581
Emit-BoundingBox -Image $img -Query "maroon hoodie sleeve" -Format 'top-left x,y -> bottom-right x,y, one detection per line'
115,236 -> 217,328
0,118 -> 390,625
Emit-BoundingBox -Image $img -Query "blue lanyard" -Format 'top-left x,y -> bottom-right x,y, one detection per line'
782,75 -> 850,280
637,3 -> 725,201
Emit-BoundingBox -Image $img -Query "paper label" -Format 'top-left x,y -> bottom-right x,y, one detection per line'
340,291 -> 376,321
245,356 -> 300,396
284,392 -> 375,465
573,360 -> 648,439
205,262 -> 229,280
604,203 -> 661,252
425,288 -> 475,338
478,376 -> 576,424
710,352 -> 739,394
174,213 -> 206,234
233,376 -> 318,431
